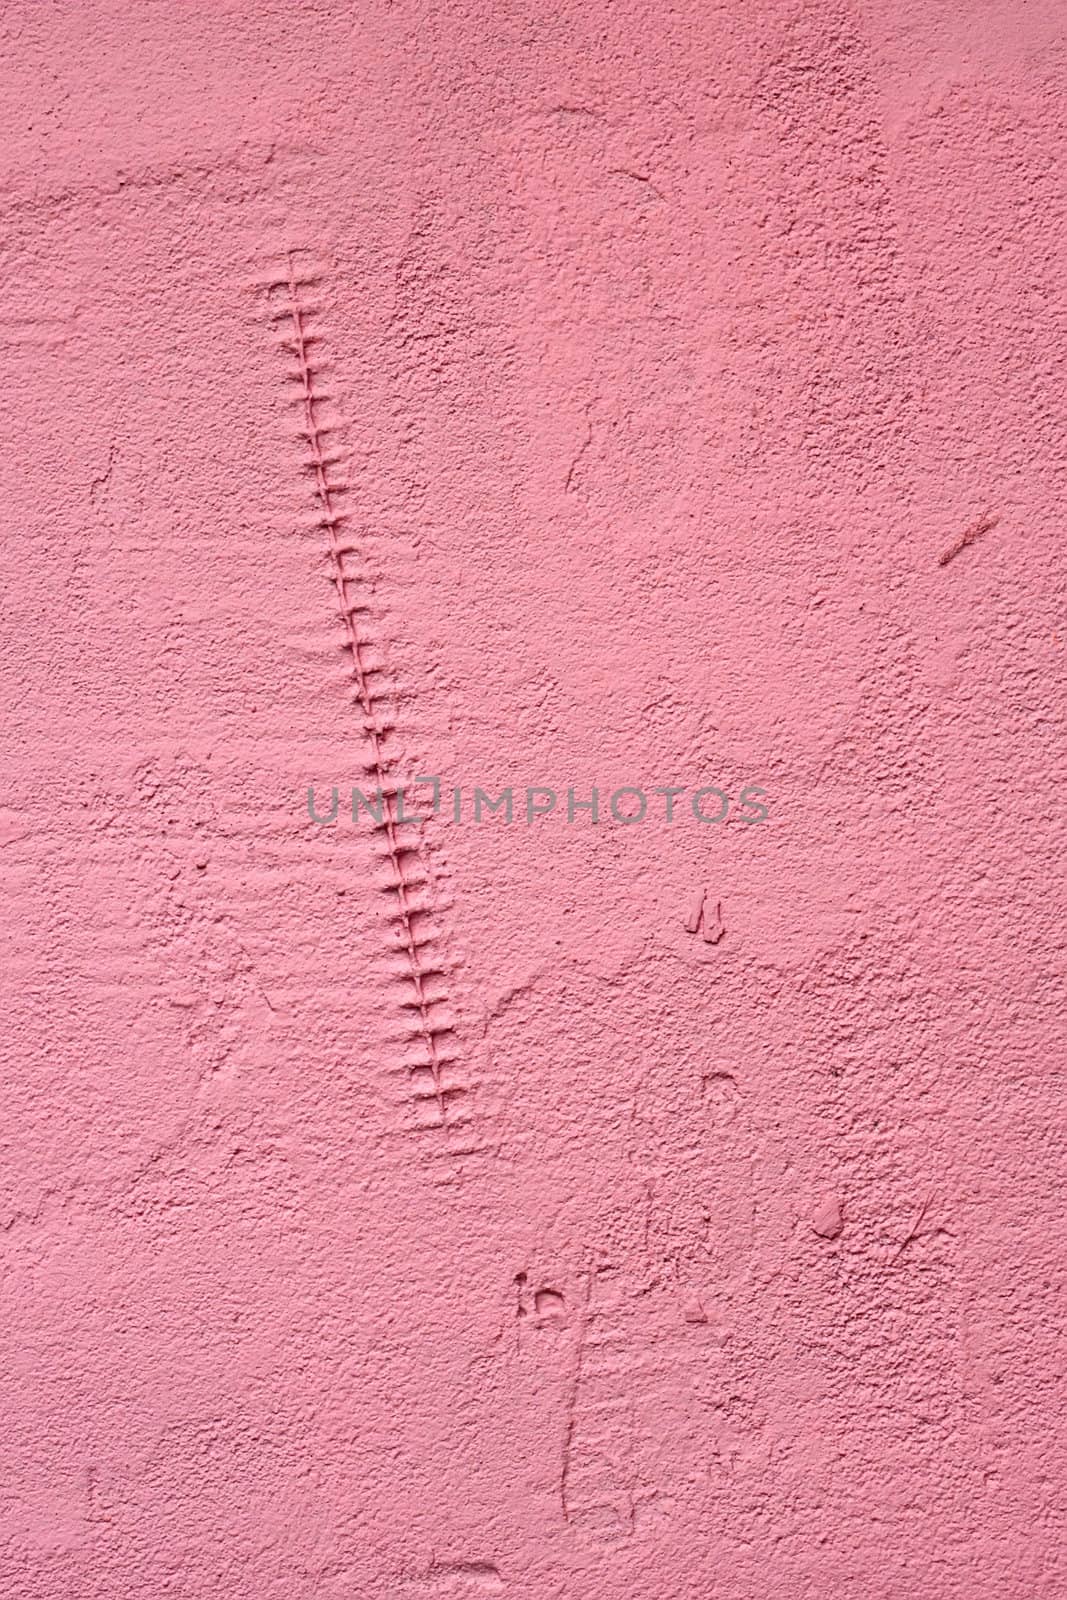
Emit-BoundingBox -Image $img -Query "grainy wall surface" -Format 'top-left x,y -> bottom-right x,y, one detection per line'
1,2 -> 1065,1596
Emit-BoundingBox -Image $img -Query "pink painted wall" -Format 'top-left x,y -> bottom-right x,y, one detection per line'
1,2 -> 1065,1595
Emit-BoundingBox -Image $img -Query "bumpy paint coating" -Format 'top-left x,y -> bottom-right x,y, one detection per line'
1,2 -> 1065,1595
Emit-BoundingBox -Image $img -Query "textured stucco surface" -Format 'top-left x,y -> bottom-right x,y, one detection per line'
1,2 -> 1066,1596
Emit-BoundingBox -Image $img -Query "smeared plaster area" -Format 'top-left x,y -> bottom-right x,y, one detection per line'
0,1 -> 1063,1596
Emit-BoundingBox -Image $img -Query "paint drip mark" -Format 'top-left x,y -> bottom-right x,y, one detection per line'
262,251 -> 485,1173
560,1267 -> 635,1545
938,511 -> 998,568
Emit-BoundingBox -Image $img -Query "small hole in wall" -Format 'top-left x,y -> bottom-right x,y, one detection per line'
534,1288 -> 566,1325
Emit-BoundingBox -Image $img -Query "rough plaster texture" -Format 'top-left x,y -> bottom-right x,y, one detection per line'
1,2 -> 1065,1596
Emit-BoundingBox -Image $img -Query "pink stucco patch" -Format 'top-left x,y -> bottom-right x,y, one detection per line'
1,2 -> 1065,1595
